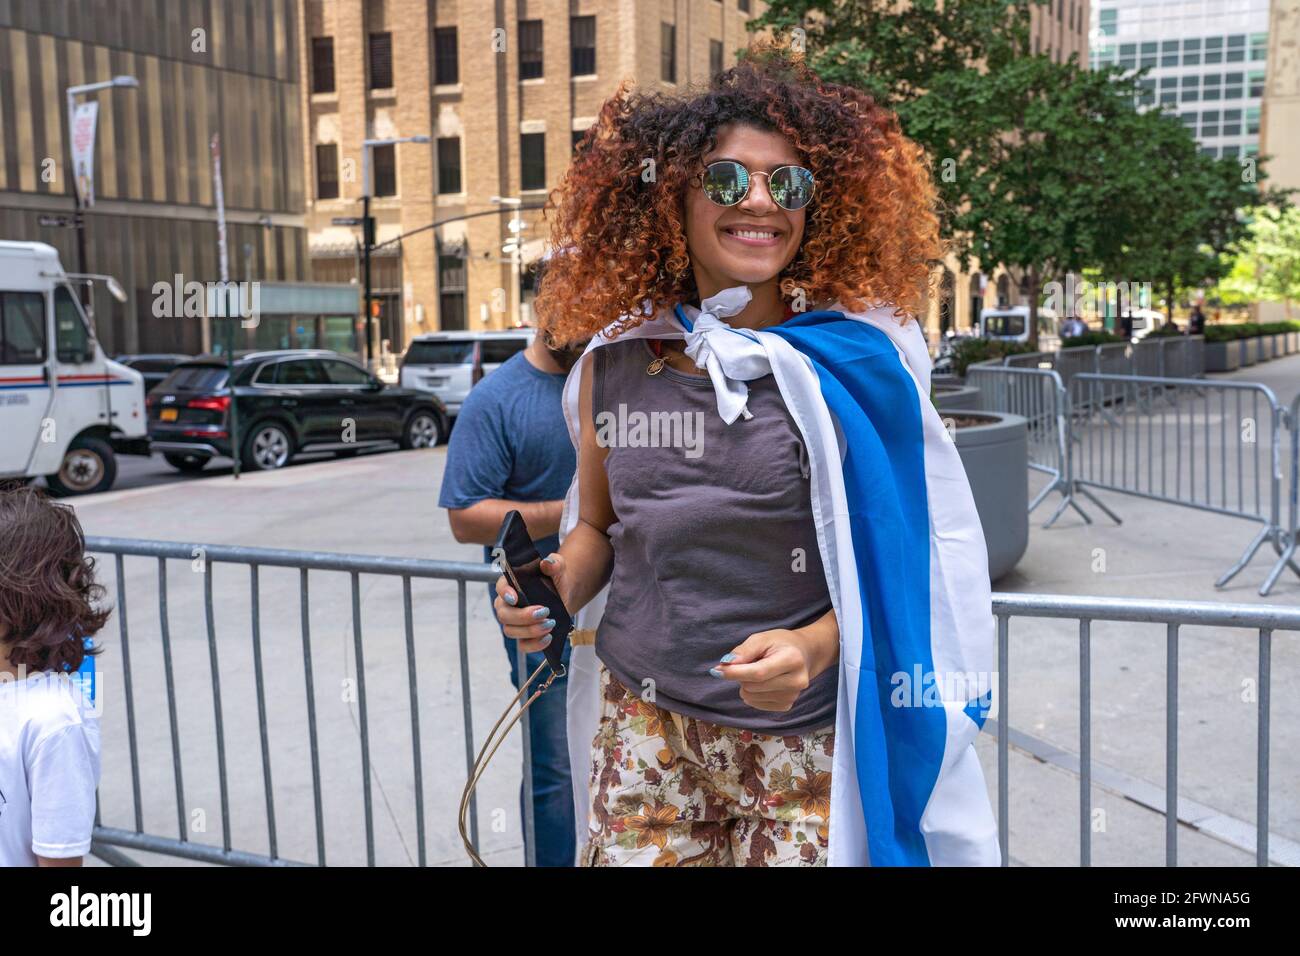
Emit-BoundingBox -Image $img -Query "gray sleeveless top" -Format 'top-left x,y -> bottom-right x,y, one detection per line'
591,338 -> 836,734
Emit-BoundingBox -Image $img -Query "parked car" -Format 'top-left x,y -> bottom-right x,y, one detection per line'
115,353 -> 192,392
978,306 -> 1060,345
147,349 -> 449,473
1121,308 -> 1167,342
399,329 -> 535,417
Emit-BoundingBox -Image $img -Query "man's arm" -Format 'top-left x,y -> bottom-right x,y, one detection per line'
447,498 -> 565,546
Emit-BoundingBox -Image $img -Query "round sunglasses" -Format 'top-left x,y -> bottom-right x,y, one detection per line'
694,160 -> 816,211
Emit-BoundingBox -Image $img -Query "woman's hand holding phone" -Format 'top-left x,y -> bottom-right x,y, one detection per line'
493,552 -> 570,654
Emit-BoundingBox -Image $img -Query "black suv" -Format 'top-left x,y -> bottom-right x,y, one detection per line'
147,350 -> 449,472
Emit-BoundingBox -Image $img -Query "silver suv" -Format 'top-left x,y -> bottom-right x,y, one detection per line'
398,330 -> 535,417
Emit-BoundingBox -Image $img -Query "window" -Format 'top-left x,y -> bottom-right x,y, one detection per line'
1224,72 -> 1244,99
572,128 -> 586,151
1203,73 -> 1221,101
1222,109 -> 1242,136
311,37 -> 335,93
1205,36 -> 1223,65
1201,110 -> 1220,137
1099,8 -> 1116,37
1250,33 -> 1268,62
373,143 -> 396,196
322,359 -> 372,386
1182,37 -> 1201,66
1249,70 -> 1265,98
1139,41 -> 1157,68
434,27 -> 459,84
369,32 -> 393,89
275,360 -> 328,386
1178,111 -> 1197,130
661,23 -> 677,83
1118,43 -> 1136,69
1161,40 -> 1178,67
480,339 -> 528,363
1159,76 -> 1177,105
54,287 -> 92,364
739,0 -> 752,12
1181,74 -> 1199,103
438,255 -> 466,331
437,137 -> 462,194
571,16 -> 596,76
316,144 -> 339,199
519,20 -> 543,80
520,132 -> 545,190
1246,106 -> 1260,135
1226,35 -> 1245,63
0,291 -> 46,364
710,39 -> 723,78
1138,78 -> 1155,106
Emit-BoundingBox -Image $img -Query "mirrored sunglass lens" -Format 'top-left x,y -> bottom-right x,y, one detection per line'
771,167 -> 814,209
702,162 -> 748,205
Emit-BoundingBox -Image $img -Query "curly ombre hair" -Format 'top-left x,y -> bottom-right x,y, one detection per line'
535,41 -> 944,344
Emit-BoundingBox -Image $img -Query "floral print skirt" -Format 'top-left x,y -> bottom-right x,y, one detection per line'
581,666 -> 834,867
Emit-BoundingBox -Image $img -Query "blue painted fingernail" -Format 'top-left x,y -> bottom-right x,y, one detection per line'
541,618 -> 556,631
708,667 -> 724,679
532,606 -> 550,620
539,634 -> 553,648
504,590 -> 517,606
720,653 -> 737,663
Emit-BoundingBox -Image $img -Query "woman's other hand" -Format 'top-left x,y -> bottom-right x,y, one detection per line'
712,610 -> 839,712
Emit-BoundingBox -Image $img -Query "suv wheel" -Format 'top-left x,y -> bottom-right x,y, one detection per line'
46,435 -> 117,496
401,410 -> 442,449
241,422 -> 294,471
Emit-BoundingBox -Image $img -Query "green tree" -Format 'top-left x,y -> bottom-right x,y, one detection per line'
1214,205 -> 1300,318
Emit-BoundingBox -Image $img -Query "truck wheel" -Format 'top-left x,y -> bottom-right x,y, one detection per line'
240,421 -> 294,471
46,435 -> 117,496
164,452 -> 209,473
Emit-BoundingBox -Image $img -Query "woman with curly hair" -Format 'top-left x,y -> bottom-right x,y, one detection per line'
0,485 -> 105,866
493,44 -> 999,867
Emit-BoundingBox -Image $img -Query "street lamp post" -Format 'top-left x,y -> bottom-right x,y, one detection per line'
361,136 -> 430,372
65,75 -> 139,308
490,196 -> 523,327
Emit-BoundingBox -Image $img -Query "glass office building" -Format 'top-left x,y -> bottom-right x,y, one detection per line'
0,1 -> 310,355
1089,0 -> 1271,159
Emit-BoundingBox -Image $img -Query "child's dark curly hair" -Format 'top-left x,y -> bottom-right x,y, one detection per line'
535,39 -> 944,344
0,485 -> 107,673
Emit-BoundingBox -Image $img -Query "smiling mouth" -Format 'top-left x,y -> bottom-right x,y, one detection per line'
721,225 -> 783,246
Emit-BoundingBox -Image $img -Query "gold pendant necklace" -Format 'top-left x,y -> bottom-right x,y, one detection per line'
646,339 -> 668,375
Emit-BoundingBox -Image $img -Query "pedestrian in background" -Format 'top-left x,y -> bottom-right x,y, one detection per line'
1188,301 -> 1206,335
438,264 -> 590,867
0,486 -> 104,867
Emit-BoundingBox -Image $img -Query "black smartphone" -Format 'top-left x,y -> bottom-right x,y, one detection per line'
492,510 -> 572,677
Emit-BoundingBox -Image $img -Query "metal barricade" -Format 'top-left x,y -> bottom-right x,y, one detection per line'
1261,393 -> 1300,595
1131,339 -> 1163,377
966,366 -> 1071,520
77,533 -> 1300,868
1054,344 -> 1098,391
992,592 -> 1300,866
1096,342 -> 1132,376
1069,373 -> 1289,592
81,536 -> 534,868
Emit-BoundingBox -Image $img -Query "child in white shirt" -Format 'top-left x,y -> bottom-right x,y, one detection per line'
0,486 -> 106,867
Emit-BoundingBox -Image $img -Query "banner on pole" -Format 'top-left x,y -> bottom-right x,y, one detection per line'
70,102 -> 99,208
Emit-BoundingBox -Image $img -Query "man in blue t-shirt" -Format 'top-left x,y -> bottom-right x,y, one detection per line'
438,327 -> 588,867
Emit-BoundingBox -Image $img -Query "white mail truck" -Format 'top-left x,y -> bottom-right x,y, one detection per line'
0,241 -> 147,495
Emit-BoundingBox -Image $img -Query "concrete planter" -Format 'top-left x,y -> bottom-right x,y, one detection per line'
932,373 -> 963,388
934,384 -> 981,411
1288,332 -> 1299,354
1239,337 -> 1259,366
952,412 -> 1029,582
1204,340 -> 1240,372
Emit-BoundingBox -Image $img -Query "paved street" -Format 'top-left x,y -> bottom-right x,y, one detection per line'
67,354 -> 1300,867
